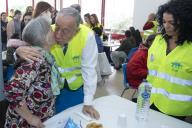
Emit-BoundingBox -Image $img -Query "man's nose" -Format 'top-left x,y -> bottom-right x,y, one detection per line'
55,30 -> 63,38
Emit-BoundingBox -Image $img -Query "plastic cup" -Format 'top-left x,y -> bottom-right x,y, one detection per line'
117,114 -> 127,128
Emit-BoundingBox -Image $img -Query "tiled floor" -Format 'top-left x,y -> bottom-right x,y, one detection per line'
95,67 -> 137,100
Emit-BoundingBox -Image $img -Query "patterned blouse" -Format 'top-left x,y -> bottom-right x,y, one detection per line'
4,57 -> 55,128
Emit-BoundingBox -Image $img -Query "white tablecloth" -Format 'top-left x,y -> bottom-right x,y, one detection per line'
103,41 -> 120,47
2,51 -> 7,60
44,95 -> 192,128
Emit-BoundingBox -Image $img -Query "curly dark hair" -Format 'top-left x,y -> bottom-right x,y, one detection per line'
157,0 -> 192,45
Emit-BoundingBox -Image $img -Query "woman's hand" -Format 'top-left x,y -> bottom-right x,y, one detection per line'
15,101 -> 45,128
16,46 -> 42,63
26,115 -> 45,128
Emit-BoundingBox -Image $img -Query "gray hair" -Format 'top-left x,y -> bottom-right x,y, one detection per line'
22,17 -> 50,47
57,7 -> 81,28
70,4 -> 81,13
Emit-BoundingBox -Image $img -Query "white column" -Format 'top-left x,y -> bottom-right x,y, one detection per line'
133,0 -> 168,31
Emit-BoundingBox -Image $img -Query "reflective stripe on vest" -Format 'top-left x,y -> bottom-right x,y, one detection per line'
152,87 -> 192,102
60,73 -> 81,84
58,66 -> 81,74
144,30 -> 154,36
149,70 -> 192,86
67,73 -> 81,84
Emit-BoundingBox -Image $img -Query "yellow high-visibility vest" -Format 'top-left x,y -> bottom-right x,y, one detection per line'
7,16 -> 13,22
51,24 -> 92,90
147,35 -> 192,116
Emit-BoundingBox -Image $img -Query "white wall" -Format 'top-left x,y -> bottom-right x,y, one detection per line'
133,0 -> 168,31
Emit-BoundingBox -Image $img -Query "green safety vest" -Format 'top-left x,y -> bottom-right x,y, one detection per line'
51,24 -> 92,90
147,35 -> 192,116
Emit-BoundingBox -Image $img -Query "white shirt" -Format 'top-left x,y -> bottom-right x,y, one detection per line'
81,31 -> 98,105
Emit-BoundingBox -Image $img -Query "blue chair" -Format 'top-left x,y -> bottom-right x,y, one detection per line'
5,64 -> 15,81
121,47 -> 138,98
125,47 -> 138,63
121,63 -> 129,97
120,63 -> 137,99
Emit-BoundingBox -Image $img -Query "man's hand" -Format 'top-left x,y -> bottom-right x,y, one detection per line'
16,46 -> 42,62
26,115 -> 45,128
82,105 -> 100,120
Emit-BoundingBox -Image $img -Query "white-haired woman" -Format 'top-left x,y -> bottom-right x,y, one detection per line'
4,17 -> 55,128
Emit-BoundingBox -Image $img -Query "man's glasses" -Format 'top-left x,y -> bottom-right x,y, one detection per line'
55,25 -> 78,35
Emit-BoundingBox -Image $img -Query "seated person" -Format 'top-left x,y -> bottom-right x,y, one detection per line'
4,17 -> 56,128
129,27 -> 142,46
126,34 -> 156,89
111,30 -> 137,70
143,13 -> 158,39
92,27 -> 104,53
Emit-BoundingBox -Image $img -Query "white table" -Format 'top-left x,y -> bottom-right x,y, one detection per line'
103,40 -> 120,48
44,95 -> 192,128
103,40 -> 120,63
2,51 -> 7,60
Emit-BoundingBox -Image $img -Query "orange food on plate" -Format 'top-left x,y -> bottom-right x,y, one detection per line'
86,122 -> 103,128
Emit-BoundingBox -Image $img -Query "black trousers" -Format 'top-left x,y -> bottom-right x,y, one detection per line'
0,100 -> 9,128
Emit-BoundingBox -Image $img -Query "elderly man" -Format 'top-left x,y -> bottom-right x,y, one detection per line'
16,7 -> 100,119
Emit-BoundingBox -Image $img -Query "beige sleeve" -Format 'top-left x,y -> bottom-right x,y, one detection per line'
7,21 -> 15,40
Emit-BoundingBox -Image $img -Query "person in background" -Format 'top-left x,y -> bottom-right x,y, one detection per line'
32,1 -> 52,24
6,10 -> 22,40
25,6 -> 33,13
126,34 -> 156,89
147,0 -> 192,120
129,26 -> 142,46
5,1 -> 53,84
7,9 -> 14,22
15,7 -> 100,120
1,12 -> 8,51
70,4 -> 83,23
143,13 -> 158,39
90,14 -> 103,33
51,9 -> 58,24
21,12 -> 32,33
70,4 -> 81,13
84,13 -> 91,28
6,1 -> 52,63
111,30 -> 137,70
4,17 -> 55,128
92,27 -> 104,53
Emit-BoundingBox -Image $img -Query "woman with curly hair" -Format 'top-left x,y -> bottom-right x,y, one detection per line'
147,0 -> 192,120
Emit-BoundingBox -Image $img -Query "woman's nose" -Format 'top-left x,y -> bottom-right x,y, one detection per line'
164,23 -> 169,29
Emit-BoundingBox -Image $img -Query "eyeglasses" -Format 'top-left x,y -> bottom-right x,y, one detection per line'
55,25 -> 77,35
